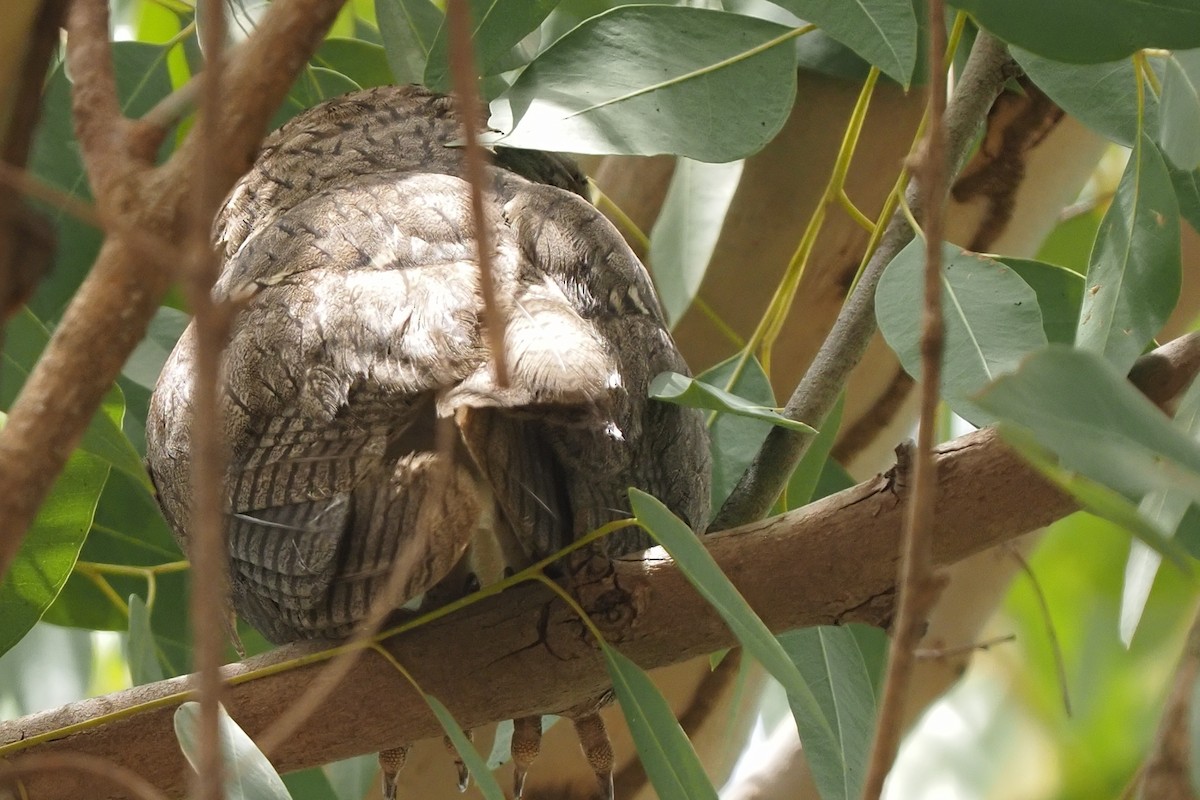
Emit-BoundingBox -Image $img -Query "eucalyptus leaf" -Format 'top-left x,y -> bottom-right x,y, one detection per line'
1075,134 -> 1180,372
1015,49 -> 1161,148
699,355 -> 776,517
649,158 -> 744,325
650,372 -> 815,433
998,258 -> 1085,346
423,694 -> 505,800
174,702 -> 293,800
314,38 -> 395,89
1119,373 -> 1200,646
630,490 -> 845,800
423,0 -> 559,91
975,347 -> 1200,508
782,394 -> 843,511
1159,49 -> 1200,171
766,0 -> 918,86
1167,155 -> 1200,235
778,625 -> 886,800
948,0 -> 1200,64
375,0 -> 442,84
126,594 -> 165,685
272,66 -> 363,130
877,241 -> 1047,426
322,755 -> 379,800
603,643 -> 718,800
490,6 -> 798,161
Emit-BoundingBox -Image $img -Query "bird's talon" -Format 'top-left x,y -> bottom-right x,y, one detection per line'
573,714 -> 615,800
511,716 -> 543,799
379,745 -> 409,800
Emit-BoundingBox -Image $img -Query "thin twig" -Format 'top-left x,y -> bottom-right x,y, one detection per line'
914,634 -> 1016,661
711,30 -> 1016,532
1008,547 -> 1072,716
183,0 -> 231,797
859,3 -> 951,796
445,0 -> 508,387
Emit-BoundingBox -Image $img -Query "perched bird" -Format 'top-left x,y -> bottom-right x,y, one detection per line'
145,85 -> 711,799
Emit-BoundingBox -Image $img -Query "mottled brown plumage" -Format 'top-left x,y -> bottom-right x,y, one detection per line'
145,84 -> 710,798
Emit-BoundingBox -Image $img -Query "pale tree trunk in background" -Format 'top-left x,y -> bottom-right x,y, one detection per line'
560,74 -> 1132,800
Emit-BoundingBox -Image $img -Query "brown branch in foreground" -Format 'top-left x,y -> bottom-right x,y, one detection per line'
860,4 -> 950,797
0,753 -> 170,800
2,332 -> 1196,800
1136,606 -> 1200,800
0,0 -> 348,587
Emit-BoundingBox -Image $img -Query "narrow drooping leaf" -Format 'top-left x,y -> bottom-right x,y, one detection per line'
375,0 -> 442,84
322,755 -> 379,800
649,158 -> 744,325
975,347 -> 1200,506
603,644 -> 719,800
699,355 -> 776,516
423,694 -> 505,800
1119,374 -> 1200,645
767,0 -> 918,85
999,258 -> 1085,346
783,395 -> 843,511
0,413 -> 108,658
1159,49 -> 1200,171
877,241 -> 1047,425
1015,50 -> 1160,148
997,425 -> 1191,570
630,490 -> 845,800
126,594 -> 164,685
174,702 -> 293,800
778,625 -> 886,799
1075,134 -> 1180,372
423,0 -> 558,91
948,0 -> 1200,63
650,372 -> 815,433
490,6 -> 798,161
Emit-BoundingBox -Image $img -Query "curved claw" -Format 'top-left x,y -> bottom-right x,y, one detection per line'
573,714 -> 614,800
511,716 -> 543,799
443,733 -> 472,792
379,745 -> 410,800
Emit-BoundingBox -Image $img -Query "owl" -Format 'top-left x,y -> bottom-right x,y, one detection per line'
146,85 -> 710,799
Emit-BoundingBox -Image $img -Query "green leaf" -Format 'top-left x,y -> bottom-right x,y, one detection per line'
947,0 -> 1200,64
175,702 -> 292,800
423,0 -> 559,91
126,593 -> 165,685
423,694 -> 505,800
0,623 -> 94,715
629,490 -> 845,800
28,42 -> 175,322
1119,373 -> 1200,645
649,158 -> 744,325
1167,155 -> 1200,235
1076,134 -> 1181,372
998,258 -> 1085,346
323,755 -> 383,800
0,413 -> 109,658
782,394 -> 843,511
1159,49 -> 1200,171
997,424 -> 1191,570
778,625 -> 886,799
975,347 -> 1200,506
2,308 -> 150,490
766,0 -> 918,85
314,38 -> 395,89
282,768 -> 336,800
272,67 -> 364,130
1015,50 -> 1161,148
650,372 -> 815,433
375,0 -> 443,84
490,6 -> 798,161
603,644 -> 718,800
699,355 -> 776,517
876,241 -> 1047,426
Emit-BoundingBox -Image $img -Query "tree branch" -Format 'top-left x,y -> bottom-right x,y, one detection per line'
712,31 -> 1018,530
0,0 -> 348,585
4,330 -> 1197,799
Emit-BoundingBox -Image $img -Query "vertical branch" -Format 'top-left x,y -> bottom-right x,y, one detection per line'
445,0 -> 508,386
185,1 -> 231,798
860,3 -> 950,797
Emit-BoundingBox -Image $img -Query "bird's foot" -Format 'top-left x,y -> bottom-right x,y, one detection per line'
379,745 -> 410,800
444,731 -> 473,791
508,711 -> 614,800
511,715 -> 542,798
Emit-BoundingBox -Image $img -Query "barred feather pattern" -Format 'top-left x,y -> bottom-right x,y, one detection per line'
145,85 -> 710,646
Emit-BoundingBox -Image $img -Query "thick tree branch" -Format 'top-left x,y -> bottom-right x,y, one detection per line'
0,0 -> 348,585
4,329 -> 1198,799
